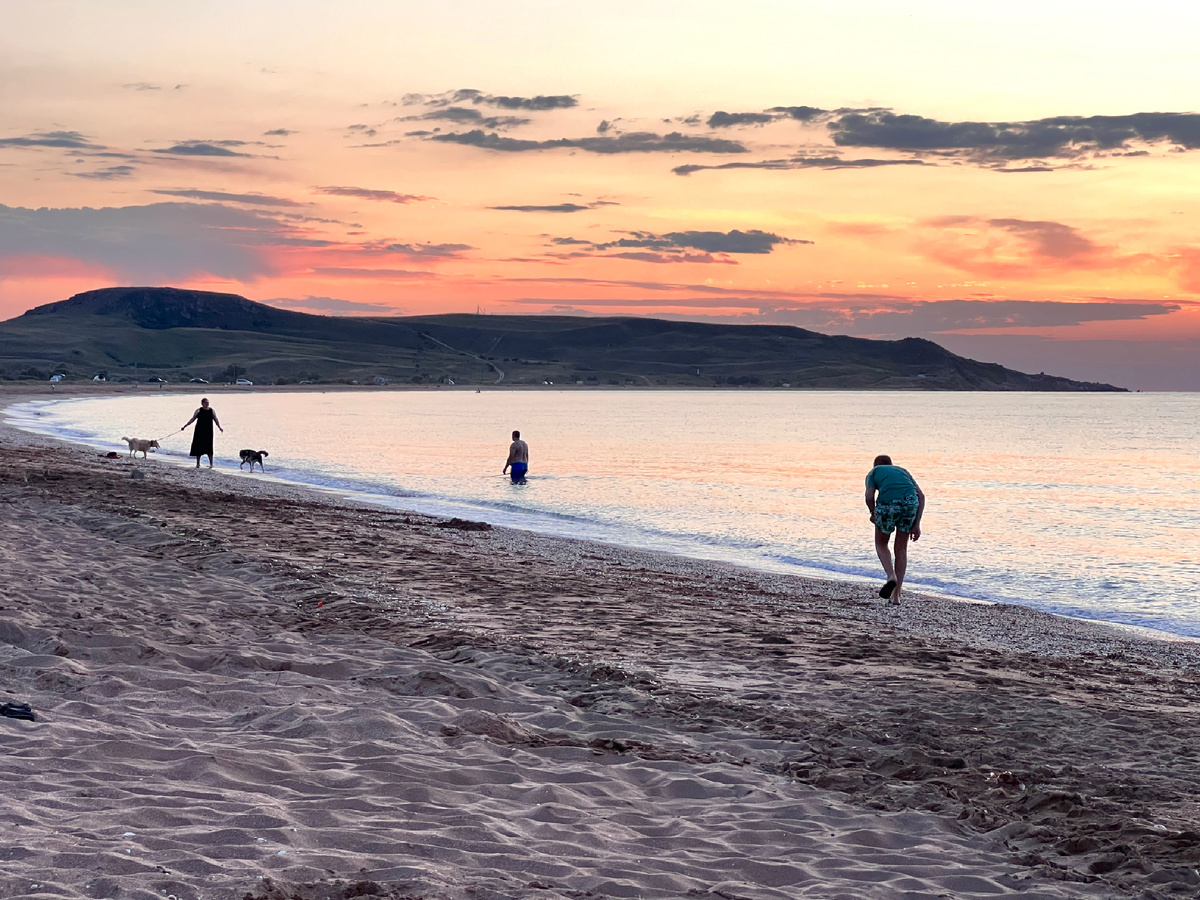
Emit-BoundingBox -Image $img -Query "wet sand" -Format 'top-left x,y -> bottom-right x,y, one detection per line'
2,402 -> 1199,900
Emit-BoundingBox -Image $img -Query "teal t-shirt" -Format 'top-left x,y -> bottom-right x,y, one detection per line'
866,465 -> 918,504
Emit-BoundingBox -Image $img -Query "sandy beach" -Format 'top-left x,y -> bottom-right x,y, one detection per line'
2,392 -> 1200,900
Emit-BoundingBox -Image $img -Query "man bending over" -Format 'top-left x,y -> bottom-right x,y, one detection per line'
865,454 -> 925,605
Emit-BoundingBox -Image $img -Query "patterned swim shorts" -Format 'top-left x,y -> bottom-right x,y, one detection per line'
874,495 -> 919,534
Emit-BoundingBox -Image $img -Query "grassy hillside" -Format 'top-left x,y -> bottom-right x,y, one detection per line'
0,287 -> 1124,391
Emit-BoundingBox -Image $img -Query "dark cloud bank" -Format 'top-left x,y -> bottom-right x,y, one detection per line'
696,105 -> 1200,172
401,107 -> 530,130
706,107 -> 823,128
491,203 -> 594,213
751,298 -> 1177,334
489,199 -> 617,213
150,140 -> 254,158
0,201 -> 470,281
152,189 -> 304,207
0,202 -> 328,281
674,157 -> 924,175
0,130 -> 103,151
391,92 -> 1200,173
73,165 -> 137,181
828,110 -> 1200,160
431,130 -> 746,155
549,229 -> 810,263
314,186 -> 433,204
405,89 -> 578,111
356,241 -> 472,259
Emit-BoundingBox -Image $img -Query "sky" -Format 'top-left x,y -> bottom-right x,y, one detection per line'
3,0 -> 1200,389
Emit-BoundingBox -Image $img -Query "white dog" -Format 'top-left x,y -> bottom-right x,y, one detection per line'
121,436 -> 160,459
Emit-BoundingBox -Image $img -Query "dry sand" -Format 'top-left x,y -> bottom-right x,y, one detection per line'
2,398 -> 1199,900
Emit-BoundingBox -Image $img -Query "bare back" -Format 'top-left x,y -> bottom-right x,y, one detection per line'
507,439 -> 529,465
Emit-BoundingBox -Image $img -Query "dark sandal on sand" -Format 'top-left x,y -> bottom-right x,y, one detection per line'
1,702 -> 35,721
879,579 -> 897,600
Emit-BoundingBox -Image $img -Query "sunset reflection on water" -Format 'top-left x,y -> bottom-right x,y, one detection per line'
13,389 -> 1200,636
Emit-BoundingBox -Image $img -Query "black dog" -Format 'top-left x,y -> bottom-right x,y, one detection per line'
239,449 -> 269,472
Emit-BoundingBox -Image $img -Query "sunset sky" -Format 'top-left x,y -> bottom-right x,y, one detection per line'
3,1 -> 1200,388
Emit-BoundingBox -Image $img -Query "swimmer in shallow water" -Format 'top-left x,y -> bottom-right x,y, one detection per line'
503,430 -> 529,484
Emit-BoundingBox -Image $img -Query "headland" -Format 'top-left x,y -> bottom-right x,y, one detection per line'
0,287 -> 1126,391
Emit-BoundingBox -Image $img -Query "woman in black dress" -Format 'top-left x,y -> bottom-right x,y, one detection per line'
181,397 -> 223,468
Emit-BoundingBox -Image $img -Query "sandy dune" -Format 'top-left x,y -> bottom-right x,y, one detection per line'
2,421 -> 1198,899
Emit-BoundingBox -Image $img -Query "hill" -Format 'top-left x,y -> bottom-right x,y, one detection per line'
1,286 -> 1124,390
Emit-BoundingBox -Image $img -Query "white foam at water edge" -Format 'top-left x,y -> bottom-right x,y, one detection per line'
7,390 -> 1200,639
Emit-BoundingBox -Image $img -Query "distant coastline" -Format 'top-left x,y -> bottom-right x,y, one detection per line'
1,286 -> 1126,392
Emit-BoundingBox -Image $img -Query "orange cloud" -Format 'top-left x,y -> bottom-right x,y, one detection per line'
1168,247 -> 1200,293
918,216 -> 1149,279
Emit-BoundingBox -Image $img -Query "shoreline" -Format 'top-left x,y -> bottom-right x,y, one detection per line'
2,394 -> 1200,897
9,381 -> 1196,396
7,386 -> 1200,644
6,399 -> 1194,659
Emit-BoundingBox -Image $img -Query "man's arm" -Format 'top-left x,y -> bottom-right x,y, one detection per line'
910,486 -> 926,540
503,442 -> 515,473
865,488 -> 876,519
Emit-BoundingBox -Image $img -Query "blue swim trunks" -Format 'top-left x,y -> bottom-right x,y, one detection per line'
509,462 -> 528,483
874,495 -> 919,534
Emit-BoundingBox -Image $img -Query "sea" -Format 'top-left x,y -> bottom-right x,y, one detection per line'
7,389 -> 1199,639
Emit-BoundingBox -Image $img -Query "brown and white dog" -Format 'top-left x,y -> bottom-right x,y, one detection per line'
239,449 -> 269,472
121,436 -> 160,459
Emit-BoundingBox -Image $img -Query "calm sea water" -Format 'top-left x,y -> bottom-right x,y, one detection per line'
8,390 -> 1200,638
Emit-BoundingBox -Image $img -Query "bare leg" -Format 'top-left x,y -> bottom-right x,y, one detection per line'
194,456 -> 200,469
892,530 -> 911,604
874,528 -> 895,580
